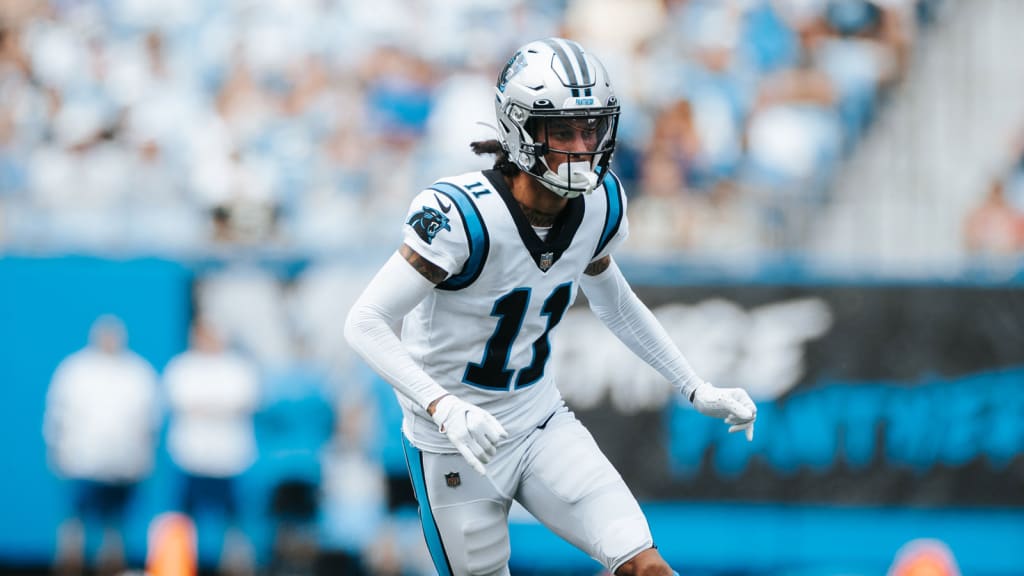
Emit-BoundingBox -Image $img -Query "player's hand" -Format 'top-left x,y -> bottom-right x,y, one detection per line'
690,382 -> 757,441
430,395 -> 509,475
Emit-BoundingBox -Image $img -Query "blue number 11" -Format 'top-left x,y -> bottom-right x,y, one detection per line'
463,282 -> 573,391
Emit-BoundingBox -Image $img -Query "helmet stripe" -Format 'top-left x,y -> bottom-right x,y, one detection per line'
563,39 -> 592,86
545,38 -> 579,87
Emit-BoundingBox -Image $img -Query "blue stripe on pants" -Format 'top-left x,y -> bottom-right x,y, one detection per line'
402,435 -> 453,576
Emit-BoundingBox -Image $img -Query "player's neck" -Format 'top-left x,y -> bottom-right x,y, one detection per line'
511,174 -> 567,228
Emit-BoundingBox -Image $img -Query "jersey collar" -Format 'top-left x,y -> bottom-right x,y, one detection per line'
483,169 -> 586,273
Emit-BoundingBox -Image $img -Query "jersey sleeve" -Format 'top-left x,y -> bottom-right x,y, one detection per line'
592,171 -> 630,261
401,186 -> 470,277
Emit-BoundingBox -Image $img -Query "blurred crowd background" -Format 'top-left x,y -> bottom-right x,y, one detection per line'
3,0 -> 1002,259
2,0 -> 1023,575
3,0 -> 1024,261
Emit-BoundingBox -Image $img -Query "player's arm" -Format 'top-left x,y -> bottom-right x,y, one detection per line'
581,255 -> 702,396
584,255 -> 612,276
580,256 -> 757,440
344,247 -> 448,410
388,243 -> 457,413
400,243 -> 448,285
344,244 -> 507,473
348,182 -> 466,411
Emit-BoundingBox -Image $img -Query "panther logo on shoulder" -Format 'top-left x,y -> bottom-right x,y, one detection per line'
407,206 -> 451,245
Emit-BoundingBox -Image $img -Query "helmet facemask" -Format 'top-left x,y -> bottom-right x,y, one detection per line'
522,111 -> 618,198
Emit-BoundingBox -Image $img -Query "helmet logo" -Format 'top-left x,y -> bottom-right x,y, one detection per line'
497,51 -> 528,93
575,98 -> 594,105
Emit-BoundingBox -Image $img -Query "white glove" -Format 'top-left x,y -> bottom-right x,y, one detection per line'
690,382 -> 757,441
430,395 -> 509,475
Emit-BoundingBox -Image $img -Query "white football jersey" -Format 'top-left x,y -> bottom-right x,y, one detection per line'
398,169 -> 628,452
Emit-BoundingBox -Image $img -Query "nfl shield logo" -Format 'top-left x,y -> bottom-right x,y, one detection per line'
539,252 -> 554,271
445,472 -> 461,488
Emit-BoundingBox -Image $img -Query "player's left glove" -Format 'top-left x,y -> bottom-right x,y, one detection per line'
690,382 -> 757,441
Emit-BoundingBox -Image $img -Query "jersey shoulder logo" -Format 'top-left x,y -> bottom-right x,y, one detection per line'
445,472 -> 461,488
407,206 -> 451,244
433,193 -> 452,213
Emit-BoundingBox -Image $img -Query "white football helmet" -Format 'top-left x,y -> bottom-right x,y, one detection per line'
494,38 -> 620,198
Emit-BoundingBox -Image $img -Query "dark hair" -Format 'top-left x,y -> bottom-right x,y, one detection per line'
470,139 -> 520,178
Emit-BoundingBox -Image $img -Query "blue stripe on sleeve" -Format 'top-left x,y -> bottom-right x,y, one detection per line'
431,182 -> 489,290
402,436 -> 453,576
595,171 -> 623,257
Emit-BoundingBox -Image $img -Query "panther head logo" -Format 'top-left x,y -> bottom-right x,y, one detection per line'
407,206 -> 451,245
497,51 -> 527,93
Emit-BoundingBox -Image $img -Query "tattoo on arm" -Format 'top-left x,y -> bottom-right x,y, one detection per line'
584,255 -> 611,276
400,244 -> 448,284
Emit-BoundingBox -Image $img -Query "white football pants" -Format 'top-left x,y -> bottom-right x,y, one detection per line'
402,407 -> 654,576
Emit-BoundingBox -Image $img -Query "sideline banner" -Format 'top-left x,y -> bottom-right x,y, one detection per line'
554,284 -> 1024,506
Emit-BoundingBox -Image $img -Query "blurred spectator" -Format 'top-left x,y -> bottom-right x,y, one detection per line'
358,44 -> 439,221
288,262 -> 376,375
564,0 -> 665,56
745,63 -> 842,186
163,317 -> 261,576
811,0 -> 905,144
672,0 -> 755,190
742,34 -> 844,246
1000,128 -> 1024,215
315,403 -> 388,576
740,0 -> 802,75
257,340 -> 335,576
646,99 -> 703,190
420,58 -> 496,179
963,176 -> 1024,255
43,314 -> 161,576
0,20 -> 31,199
196,266 -> 293,369
628,99 -> 702,251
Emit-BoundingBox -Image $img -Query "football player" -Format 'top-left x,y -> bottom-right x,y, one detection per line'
345,38 -> 756,576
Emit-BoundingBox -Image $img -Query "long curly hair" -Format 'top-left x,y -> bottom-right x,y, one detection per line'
470,139 -> 520,178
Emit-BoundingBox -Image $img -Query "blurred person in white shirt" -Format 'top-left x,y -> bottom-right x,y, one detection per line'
162,317 -> 261,575
43,314 -> 162,576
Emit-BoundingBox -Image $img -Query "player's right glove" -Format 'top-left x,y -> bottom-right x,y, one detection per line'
690,381 -> 757,441
430,395 -> 509,475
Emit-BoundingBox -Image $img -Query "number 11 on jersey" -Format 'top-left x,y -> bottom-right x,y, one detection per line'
463,282 -> 573,391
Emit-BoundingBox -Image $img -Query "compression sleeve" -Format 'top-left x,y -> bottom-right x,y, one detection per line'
579,257 -> 704,399
344,251 -> 450,410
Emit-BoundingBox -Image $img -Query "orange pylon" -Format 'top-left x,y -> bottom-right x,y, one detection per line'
146,512 -> 197,576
